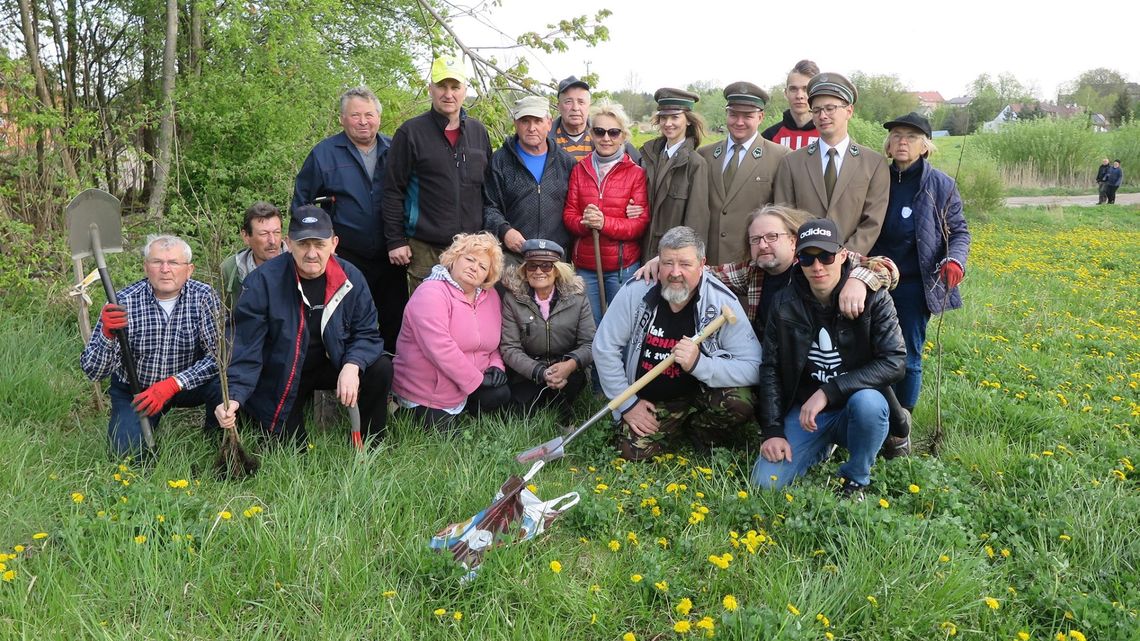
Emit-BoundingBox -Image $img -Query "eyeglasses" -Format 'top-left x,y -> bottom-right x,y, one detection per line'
889,132 -> 923,143
748,232 -> 791,246
809,104 -> 848,116
146,259 -> 189,269
797,251 -> 838,267
591,127 -> 623,139
524,261 -> 555,273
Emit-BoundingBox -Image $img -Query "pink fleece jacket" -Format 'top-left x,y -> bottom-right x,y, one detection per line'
392,278 -> 504,409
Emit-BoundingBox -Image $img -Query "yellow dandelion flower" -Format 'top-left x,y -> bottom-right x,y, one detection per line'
1017,632 -> 1030,641
134,535 -> 147,545
622,634 -> 636,641
13,545 -> 24,553
878,498 -> 890,508
825,633 -> 835,641
526,483 -> 537,493
71,492 -> 84,503
629,574 -> 642,583
589,584 -> 601,594
1069,632 -> 1086,641
939,554 -> 951,563
786,603 -> 801,616
2,570 -> 15,582
816,613 -> 830,628
590,613 -> 597,624
1056,633 -> 1067,641
697,616 -> 715,631
654,580 -> 668,592
383,590 -> 396,598
627,531 -> 639,543
167,479 -> 189,489
608,540 -> 621,552
218,511 -> 232,520
785,492 -> 794,503
1112,469 -> 1126,481
1001,548 -> 1011,558
549,560 -> 562,574
673,620 -> 691,633
866,595 -> 878,607
651,506 -> 662,517
984,597 -> 1000,610
1059,534 -> 1071,542
723,594 -> 738,611
32,532 -> 48,540
737,490 -> 748,499
908,484 -> 920,493
452,611 -> 462,621
985,545 -> 996,558
940,620 -> 958,636
676,597 -> 693,615
433,608 -> 446,617
243,510 -> 254,518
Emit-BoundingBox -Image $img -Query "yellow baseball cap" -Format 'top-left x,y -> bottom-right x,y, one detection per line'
430,55 -> 468,84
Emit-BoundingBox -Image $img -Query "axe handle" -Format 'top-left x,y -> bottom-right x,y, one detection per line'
91,227 -> 156,452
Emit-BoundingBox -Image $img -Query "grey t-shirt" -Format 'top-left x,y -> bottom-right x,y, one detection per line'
360,144 -> 378,181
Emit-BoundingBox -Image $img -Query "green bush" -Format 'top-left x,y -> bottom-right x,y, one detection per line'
1104,121 -> 1140,186
848,116 -> 885,152
977,119 -> 1099,187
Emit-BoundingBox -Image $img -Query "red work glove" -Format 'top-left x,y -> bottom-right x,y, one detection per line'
939,262 -> 964,289
100,304 -> 128,338
132,377 -> 181,416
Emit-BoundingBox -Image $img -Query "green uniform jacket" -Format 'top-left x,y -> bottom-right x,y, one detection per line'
698,136 -> 788,264
639,136 -> 711,258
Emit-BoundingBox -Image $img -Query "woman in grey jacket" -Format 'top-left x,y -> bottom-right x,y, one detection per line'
500,240 -> 595,421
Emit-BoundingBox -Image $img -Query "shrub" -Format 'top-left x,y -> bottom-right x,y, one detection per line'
1104,121 -> 1140,186
977,119 -> 1099,187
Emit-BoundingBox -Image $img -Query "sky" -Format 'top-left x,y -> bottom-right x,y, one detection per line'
448,0 -> 1138,101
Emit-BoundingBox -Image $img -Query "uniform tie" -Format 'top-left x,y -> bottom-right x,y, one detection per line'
723,143 -> 742,188
824,147 -> 838,205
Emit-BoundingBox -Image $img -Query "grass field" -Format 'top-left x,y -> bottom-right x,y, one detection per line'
1,206 -> 1138,640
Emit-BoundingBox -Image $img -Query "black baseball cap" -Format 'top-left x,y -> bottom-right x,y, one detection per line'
883,112 -> 933,138
288,205 -> 334,241
796,218 -> 842,253
557,76 -> 590,95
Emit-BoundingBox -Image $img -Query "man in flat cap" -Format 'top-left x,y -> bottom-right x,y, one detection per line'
483,95 -> 578,267
639,87 -> 711,257
773,72 -> 888,255
553,75 -> 640,164
697,81 -> 789,265
383,55 -> 493,291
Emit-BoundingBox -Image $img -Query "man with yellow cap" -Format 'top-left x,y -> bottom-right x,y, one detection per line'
383,55 -> 493,291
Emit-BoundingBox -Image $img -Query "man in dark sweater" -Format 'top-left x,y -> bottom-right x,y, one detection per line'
750,219 -> 906,499
383,55 -> 493,291
1096,157 -> 1111,204
761,60 -> 820,150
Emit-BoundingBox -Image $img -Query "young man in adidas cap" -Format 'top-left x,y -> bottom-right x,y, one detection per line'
750,218 -> 905,498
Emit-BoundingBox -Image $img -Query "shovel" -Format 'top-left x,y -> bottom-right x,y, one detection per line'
66,189 -> 156,453
348,405 -> 363,452
516,304 -> 738,464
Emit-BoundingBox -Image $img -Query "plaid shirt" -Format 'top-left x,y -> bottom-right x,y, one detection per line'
81,278 -> 221,390
708,253 -> 898,322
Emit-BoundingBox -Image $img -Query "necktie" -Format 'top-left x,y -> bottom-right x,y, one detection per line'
723,143 -> 741,187
824,147 -> 838,205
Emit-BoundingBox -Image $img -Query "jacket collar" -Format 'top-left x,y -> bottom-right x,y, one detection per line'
429,106 -> 467,132
292,255 -> 348,305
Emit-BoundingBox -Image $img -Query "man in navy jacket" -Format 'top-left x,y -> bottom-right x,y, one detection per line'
215,207 -> 392,446
293,87 -> 406,351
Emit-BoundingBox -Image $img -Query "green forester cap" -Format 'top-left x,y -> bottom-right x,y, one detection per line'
653,87 -> 700,115
722,81 -> 769,111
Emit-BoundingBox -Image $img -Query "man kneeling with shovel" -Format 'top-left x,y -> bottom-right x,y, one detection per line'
215,206 -> 392,447
593,226 -> 761,460
81,235 -> 223,459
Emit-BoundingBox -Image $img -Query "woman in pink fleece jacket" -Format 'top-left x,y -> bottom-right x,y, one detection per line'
392,232 -> 510,430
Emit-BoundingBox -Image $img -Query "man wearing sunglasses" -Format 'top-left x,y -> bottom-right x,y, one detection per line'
772,72 -> 889,255
750,219 -> 905,499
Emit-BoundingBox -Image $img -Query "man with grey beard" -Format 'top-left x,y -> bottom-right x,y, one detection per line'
592,226 -> 761,460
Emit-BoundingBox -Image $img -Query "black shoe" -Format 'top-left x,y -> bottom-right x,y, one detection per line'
834,477 -> 868,501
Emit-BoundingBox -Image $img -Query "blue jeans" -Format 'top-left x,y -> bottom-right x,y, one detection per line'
750,389 -> 889,488
579,261 -> 640,327
889,278 -> 931,409
107,376 -> 221,458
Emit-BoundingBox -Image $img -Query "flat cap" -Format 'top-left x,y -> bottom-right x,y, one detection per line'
653,87 -> 699,115
807,72 -> 858,105
557,76 -> 590,95
723,81 -> 769,111
883,112 -> 932,138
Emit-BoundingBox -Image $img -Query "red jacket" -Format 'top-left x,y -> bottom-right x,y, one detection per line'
562,152 -> 650,272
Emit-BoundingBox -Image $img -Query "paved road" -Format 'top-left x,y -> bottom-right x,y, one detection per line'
1005,192 -> 1140,207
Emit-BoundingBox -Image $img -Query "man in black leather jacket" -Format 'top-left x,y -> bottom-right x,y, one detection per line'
749,219 -> 905,498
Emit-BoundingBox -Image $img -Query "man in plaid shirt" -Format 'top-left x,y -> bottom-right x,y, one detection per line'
82,235 -> 222,458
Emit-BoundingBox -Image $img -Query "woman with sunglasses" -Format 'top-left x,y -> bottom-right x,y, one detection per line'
638,88 -> 710,258
562,101 -> 650,326
500,239 -> 595,421
870,112 -> 971,427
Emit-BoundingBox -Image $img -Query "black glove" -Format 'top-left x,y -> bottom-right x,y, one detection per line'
482,366 -> 507,388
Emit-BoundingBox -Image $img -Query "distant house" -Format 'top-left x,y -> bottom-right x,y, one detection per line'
1091,113 -> 1109,133
946,95 -> 973,108
982,102 -> 1084,132
909,91 -> 945,115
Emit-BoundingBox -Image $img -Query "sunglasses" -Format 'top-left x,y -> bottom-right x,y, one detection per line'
591,127 -> 623,139
524,261 -> 555,273
797,251 -> 838,267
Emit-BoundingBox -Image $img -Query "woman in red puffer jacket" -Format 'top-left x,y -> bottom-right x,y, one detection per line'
562,101 -> 650,327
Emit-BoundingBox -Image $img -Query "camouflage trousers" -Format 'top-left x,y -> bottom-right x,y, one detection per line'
616,385 -> 754,461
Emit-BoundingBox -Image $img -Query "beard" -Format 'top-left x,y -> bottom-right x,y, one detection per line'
661,280 -> 692,305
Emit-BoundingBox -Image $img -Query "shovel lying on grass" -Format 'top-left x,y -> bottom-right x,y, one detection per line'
65,189 -> 156,454
515,304 -> 738,464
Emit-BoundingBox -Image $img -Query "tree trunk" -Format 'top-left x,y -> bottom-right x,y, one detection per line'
147,0 -> 180,220
17,0 -> 79,182
190,0 -> 203,76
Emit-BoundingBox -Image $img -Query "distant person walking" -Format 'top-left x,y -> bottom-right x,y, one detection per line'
1105,160 -> 1123,205
1096,158 -> 1111,204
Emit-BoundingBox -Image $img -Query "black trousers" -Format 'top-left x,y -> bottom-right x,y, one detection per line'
1105,185 -> 1119,204
281,355 -> 393,444
336,248 -> 408,353
508,370 -> 586,421
407,383 -> 510,432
